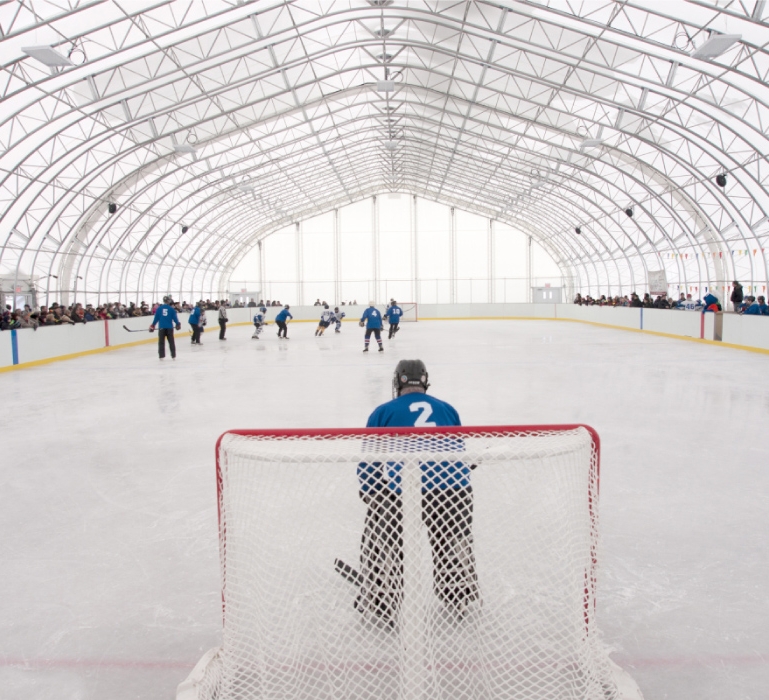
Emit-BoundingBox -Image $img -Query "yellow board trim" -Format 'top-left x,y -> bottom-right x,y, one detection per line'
2,315 -> 768,373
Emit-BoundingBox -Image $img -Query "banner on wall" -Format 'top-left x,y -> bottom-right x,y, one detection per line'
647,270 -> 668,295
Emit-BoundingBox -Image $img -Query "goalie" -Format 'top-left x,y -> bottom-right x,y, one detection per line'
355,359 -> 480,626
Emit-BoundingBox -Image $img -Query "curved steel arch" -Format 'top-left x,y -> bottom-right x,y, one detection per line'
1,0 -> 768,305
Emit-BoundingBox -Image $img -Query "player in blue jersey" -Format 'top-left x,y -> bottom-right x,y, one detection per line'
275,304 -> 292,338
359,301 -> 384,352
188,302 -> 203,345
252,305 -> 268,339
149,296 -> 182,359
332,307 -> 345,333
315,304 -> 334,336
354,359 -> 479,625
385,301 -> 403,339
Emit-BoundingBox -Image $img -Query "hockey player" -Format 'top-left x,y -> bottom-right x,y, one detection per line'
252,305 -> 268,339
332,307 -> 346,333
315,304 -> 334,336
188,302 -> 203,344
149,295 -> 182,359
385,301 -> 403,339
275,304 -> 292,339
355,359 -> 480,626
359,301 -> 384,352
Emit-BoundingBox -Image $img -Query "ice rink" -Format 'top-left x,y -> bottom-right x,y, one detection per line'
1,318 -> 767,700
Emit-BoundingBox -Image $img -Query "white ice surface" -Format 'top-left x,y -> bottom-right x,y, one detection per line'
0,319 -> 767,700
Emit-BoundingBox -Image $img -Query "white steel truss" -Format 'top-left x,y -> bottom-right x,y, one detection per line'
1,0 -> 768,303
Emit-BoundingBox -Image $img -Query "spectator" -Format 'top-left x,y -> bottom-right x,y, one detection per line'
314,299 -> 321,306
18,312 -> 38,330
742,296 -> 765,315
730,281 -> 744,313
679,294 -> 701,311
630,292 -> 642,308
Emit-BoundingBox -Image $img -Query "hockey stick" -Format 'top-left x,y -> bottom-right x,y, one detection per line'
123,325 -> 152,333
334,558 -> 364,587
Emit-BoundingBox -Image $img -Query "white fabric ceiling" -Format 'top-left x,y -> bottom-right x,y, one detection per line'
1,0 -> 768,302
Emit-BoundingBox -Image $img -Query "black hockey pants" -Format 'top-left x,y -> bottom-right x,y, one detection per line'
276,320 -> 288,337
219,319 -> 227,339
158,328 -> 176,358
356,487 -> 479,623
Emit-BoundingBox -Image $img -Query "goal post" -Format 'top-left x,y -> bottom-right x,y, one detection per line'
178,425 -> 643,700
398,302 -> 418,321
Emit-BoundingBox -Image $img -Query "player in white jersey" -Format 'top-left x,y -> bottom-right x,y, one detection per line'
681,294 -> 702,311
315,304 -> 334,336
332,307 -> 346,333
252,305 -> 268,339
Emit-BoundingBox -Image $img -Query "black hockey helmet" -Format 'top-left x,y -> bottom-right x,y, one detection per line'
393,359 -> 430,397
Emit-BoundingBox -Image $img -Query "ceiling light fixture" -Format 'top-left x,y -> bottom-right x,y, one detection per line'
108,203 -> 118,215
575,226 -> 582,235
22,45 -> 73,67
173,144 -> 197,155
716,173 -> 727,187
625,207 -> 634,218
579,138 -> 603,149
376,80 -> 394,92
691,33 -> 741,60
181,225 -> 189,234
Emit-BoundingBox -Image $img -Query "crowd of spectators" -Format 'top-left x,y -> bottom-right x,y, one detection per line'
574,281 -> 768,316
0,298 -> 236,331
573,292 -> 705,309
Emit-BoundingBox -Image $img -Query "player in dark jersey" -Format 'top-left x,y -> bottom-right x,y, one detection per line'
385,301 -> 403,339
359,301 -> 384,352
355,359 -> 480,626
149,296 -> 181,359
275,305 -> 292,338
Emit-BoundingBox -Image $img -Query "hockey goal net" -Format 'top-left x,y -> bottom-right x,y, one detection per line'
179,426 -> 640,700
398,302 -> 418,321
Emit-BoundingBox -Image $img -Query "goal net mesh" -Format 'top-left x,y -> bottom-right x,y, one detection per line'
398,303 -> 418,321
197,426 -> 619,700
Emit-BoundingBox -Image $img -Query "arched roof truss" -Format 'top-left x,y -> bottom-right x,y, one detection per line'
1,0 -> 768,302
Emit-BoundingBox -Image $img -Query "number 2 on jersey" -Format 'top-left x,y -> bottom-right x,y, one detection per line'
409,401 -> 437,427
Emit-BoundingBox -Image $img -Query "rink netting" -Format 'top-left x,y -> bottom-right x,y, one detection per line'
190,427 -> 619,700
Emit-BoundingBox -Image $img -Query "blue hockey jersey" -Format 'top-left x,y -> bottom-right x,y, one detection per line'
275,308 -> 293,322
360,306 -> 383,329
386,305 -> 403,323
360,393 -> 468,492
152,304 -> 180,329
